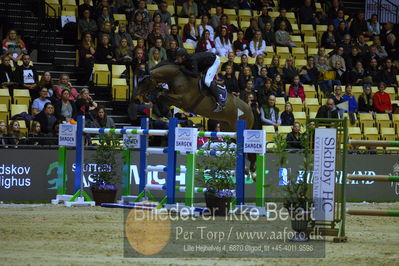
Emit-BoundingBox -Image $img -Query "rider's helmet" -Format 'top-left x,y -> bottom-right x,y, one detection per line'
176,48 -> 188,58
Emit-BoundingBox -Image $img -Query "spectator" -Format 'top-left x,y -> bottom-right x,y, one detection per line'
148,48 -> 162,69
385,34 -> 399,61
181,0 -> 198,17
342,84 -> 358,113
55,89 -> 77,121
79,9 -> 98,38
114,0 -> 134,16
211,5 -> 223,29
288,75 -> 305,102
37,72 -> 56,101
350,12 -> 371,39
267,55 -> 282,79
332,9 -> 347,29
233,30 -> 250,57
249,30 -> 266,57
299,56 -> 320,85
215,27 -> 232,57
0,55 -> 16,90
253,67 -> 268,91
166,24 -> 183,48
281,102 -> 294,126
257,78 -> 273,105
381,58 -> 398,86
316,55 -> 330,72
95,34 -> 117,65
54,74 -> 79,101
32,87 -> 51,115
78,33 -> 96,85
340,33 -> 352,57
129,12 -> 149,40
252,54 -> 267,77
314,47 -> 329,65
98,21 -> 115,45
354,34 -> 369,56
274,8 -> 292,33
345,47 -> 361,70
238,66 -> 253,91
286,121 -> 302,149
134,0 -> 151,24
275,21 -> 296,48
327,0 -> 342,20
6,120 -> 26,146
368,58 -> 381,85
372,35 -> 388,59
215,14 -> 236,41
258,5 -> 273,31
92,106 -> 115,128
363,45 -> 380,67
299,0 -> 316,25
14,54 -> 38,96
245,92 -> 262,130
316,98 -> 339,118
154,2 -> 172,26
367,14 -> 381,36
221,52 -> 239,74
282,56 -> 298,84
223,65 -> 239,96
148,24 -> 165,48
78,0 -> 96,19
148,38 -> 167,61
321,24 -> 338,49
132,48 -> 146,71
350,61 -> 369,85
116,38 -> 133,65
166,40 -> 178,62
263,22 -> 275,46
2,29 -> 27,63
329,85 -> 345,117
358,85 -> 374,113
260,94 -> 281,128
0,120 -> 6,147
182,14 -> 199,48
34,103 -> 57,134
238,54 -> 250,73
198,15 -> 214,41
75,88 -> 98,119
272,74 -> 286,98
148,13 -> 169,39
373,82 -> 392,114
240,79 -> 255,101
27,121 -> 44,146
95,0 -> 110,18
114,24 -> 133,48
196,30 -> 216,53
336,21 -> 350,44
381,22 -> 396,47
197,0 -> 211,17
97,6 -> 114,29
244,18 -> 261,43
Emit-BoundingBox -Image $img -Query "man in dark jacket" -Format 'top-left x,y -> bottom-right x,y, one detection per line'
316,98 -> 339,118
286,122 -> 302,149
175,48 -> 226,112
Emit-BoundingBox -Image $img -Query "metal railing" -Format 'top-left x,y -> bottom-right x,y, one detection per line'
367,0 -> 399,23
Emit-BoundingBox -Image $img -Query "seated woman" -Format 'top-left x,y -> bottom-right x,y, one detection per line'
196,30 -> 216,54
215,27 -> 232,57
55,89 -> 77,121
6,120 -> 26,146
78,9 -> 98,38
0,55 -> 17,90
147,48 -> 162,69
32,87 -> 51,115
166,40 -> 178,62
267,55 -> 282,79
2,29 -> 27,63
280,102 -> 295,126
249,30 -> 266,57
321,24 -> 338,49
299,56 -> 320,85
148,13 -> 169,39
233,30 -> 249,57
129,12 -> 148,40
75,88 -> 98,120
182,13 -> 199,49
282,56 -> 298,84
115,38 -> 133,65
27,121 -> 44,145
329,85 -> 346,117
342,84 -> 358,124
147,23 -> 165,48
54,74 -> 79,101
373,82 -> 392,114
38,72 -> 55,99
92,106 -> 115,128
34,103 -> 57,135
78,33 -> 96,85
288,75 -> 305,102
358,85 -> 374,113
272,74 -> 286,98
98,21 -> 115,46
275,21 -> 296,48
223,65 -> 240,96
349,61 -> 369,85
0,120 -> 7,147
95,34 -> 117,65
132,47 -> 147,72
198,15 -> 214,42
114,24 -> 133,49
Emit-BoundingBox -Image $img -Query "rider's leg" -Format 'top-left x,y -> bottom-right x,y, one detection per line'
204,55 -> 220,87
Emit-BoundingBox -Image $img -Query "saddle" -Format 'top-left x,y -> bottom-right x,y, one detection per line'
198,78 -> 227,101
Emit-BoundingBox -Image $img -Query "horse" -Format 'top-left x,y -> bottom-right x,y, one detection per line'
137,63 -> 254,131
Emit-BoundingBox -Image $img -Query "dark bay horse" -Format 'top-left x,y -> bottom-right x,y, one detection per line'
137,63 -> 254,131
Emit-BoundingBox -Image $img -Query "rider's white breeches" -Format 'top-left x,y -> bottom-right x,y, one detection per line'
204,55 -> 220,87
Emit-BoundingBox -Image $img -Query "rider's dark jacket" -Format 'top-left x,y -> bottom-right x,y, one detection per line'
179,52 -> 216,78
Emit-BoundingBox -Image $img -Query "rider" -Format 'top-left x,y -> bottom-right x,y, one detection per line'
175,48 -> 226,112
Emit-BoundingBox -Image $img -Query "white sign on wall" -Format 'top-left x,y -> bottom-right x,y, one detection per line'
243,130 -> 266,154
313,128 -> 337,221
59,124 -> 77,147
175,128 -> 197,153
123,127 -> 140,149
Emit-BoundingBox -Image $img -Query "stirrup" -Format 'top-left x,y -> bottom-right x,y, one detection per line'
213,102 -> 224,112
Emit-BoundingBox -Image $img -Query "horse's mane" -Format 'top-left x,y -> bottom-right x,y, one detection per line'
150,60 -> 179,70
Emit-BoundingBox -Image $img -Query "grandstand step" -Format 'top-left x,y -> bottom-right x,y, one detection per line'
54,57 -> 76,65
115,122 -> 133,128
34,62 -> 57,72
109,115 -> 131,123
56,51 -> 77,59
55,44 -> 78,52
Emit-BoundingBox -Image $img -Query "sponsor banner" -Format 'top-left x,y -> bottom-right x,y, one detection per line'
59,124 -> 77,147
1,150 -> 399,202
243,130 -> 266,154
175,128 -> 197,153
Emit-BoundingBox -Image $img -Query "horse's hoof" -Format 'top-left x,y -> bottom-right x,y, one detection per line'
251,172 -> 257,182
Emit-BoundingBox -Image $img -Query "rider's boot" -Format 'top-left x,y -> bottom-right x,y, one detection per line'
210,81 -> 225,112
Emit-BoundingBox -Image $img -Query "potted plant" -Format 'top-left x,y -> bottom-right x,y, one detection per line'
273,127 -> 314,242
90,132 -> 121,205
196,139 -> 236,216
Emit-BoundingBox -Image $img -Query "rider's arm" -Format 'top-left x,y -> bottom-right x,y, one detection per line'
180,61 -> 200,78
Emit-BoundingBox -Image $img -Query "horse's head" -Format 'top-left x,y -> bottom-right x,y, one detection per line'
136,74 -> 157,97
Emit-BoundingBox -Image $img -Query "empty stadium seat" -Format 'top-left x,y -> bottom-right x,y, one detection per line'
262,125 -> 276,142
277,126 -> 292,136
62,0 -> 77,13
183,42 -> 195,54
0,88 -> 11,111
304,36 -> 318,48
93,64 -> 110,86
293,112 -> 306,125
303,84 -> 317,98
112,78 -> 129,101
363,127 -> 379,140
305,98 -> 319,113
291,36 -> 303,48
359,113 -> 374,131
301,24 -> 314,36
392,114 -> 399,132
276,47 -> 290,56
112,65 -> 127,78
292,47 -> 306,59
113,14 -> 128,25
380,127 -> 396,141
375,113 -> 392,131
11,104 -> 28,117
307,47 -> 319,56
0,104 -> 8,124
275,97 -> 286,111
348,127 -> 362,140
288,97 -> 303,112
13,89 -> 31,106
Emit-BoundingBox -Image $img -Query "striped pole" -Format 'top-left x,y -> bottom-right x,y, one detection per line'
349,140 -> 399,147
347,174 -> 399,182
198,131 -> 236,138
347,209 -> 399,217
83,128 -> 169,136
